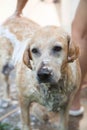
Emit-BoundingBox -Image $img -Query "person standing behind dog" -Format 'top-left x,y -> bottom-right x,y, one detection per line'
70,0 -> 87,116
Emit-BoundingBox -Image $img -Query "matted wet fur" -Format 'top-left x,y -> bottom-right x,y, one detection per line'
14,24 -> 81,130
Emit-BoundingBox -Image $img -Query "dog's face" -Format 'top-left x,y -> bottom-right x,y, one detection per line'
23,26 -> 79,85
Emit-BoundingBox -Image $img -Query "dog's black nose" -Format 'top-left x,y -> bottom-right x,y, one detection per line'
37,68 -> 52,82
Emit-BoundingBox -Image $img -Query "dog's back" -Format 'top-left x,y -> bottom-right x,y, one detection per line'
0,16 -> 39,100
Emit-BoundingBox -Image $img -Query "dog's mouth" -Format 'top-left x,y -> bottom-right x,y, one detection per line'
37,75 -> 53,83
37,71 -> 57,85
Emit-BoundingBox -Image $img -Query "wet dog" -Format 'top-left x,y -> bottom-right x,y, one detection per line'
0,16 -> 39,105
15,25 -> 81,130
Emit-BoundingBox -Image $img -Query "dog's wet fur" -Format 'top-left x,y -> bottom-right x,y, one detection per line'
15,24 -> 80,130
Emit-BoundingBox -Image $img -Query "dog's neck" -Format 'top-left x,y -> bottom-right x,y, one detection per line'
39,77 -> 68,112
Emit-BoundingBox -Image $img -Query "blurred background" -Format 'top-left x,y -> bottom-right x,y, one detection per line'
0,0 -> 80,31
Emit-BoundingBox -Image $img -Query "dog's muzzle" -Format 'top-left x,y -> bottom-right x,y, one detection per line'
37,67 -> 52,83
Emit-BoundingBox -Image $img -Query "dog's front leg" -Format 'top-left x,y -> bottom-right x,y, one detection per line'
59,106 -> 69,130
3,75 -> 10,99
19,95 -> 32,130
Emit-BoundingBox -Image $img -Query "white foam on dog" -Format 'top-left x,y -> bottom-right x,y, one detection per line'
0,26 -> 20,47
0,26 -> 31,65
12,39 -> 30,65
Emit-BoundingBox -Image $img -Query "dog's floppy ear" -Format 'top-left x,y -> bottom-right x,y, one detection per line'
23,47 -> 32,69
67,35 -> 79,62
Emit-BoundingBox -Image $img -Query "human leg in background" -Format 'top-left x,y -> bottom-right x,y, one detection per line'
70,0 -> 87,116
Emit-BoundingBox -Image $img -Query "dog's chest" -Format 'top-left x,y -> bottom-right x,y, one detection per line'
39,81 -> 68,112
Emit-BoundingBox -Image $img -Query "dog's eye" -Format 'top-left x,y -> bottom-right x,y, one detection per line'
31,48 -> 39,54
53,46 -> 62,52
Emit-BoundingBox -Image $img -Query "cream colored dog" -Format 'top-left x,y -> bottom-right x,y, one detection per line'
0,16 -> 39,104
14,25 -> 81,130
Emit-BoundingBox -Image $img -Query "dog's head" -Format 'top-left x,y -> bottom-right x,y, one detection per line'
23,26 -> 79,84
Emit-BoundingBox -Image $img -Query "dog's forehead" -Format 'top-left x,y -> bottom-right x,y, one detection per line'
31,26 -> 68,47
